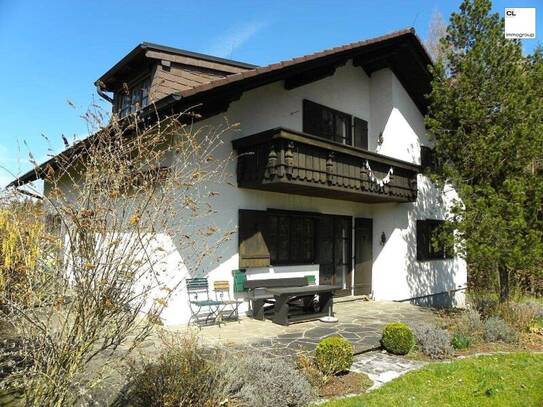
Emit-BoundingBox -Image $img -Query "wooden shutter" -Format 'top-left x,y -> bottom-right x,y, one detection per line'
416,220 -> 429,261
353,118 -> 368,150
303,99 -> 321,136
420,146 -> 436,171
238,210 -> 271,268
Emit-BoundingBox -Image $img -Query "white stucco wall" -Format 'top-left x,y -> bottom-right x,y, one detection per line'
48,60 -> 467,326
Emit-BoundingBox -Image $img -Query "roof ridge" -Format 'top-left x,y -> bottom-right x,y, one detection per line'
139,41 -> 258,69
170,27 -> 421,99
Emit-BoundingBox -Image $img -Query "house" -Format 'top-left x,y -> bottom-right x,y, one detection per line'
10,28 -> 467,325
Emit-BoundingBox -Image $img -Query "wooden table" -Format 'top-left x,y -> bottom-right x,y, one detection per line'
266,285 -> 341,326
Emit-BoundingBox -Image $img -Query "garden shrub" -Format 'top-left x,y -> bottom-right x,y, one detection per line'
529,316 -> 543,334
381,323 -> 415,355
456,308 -> 484,340
121,336 -> 227,407
315,336 -> 354,376
410,323 -> 453,359
296,353 -> 326,387
451,332 -> 471,350
498,302 -> 541,332
222,353 -> 313,407
483,317 -> 518,343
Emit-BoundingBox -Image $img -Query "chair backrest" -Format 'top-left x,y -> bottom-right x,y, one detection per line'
244,277 -> 308,290
232,269 -> 247,293
186,277 -> 209,292
305,275 -> 316,285
213,280 -> 230,292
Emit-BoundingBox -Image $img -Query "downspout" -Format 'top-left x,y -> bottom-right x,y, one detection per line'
95,80 -> 114,104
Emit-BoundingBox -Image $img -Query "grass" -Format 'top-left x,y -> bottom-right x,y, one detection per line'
322,353 -> 543,407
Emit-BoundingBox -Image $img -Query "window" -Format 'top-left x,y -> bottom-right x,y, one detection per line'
238,209 -> 316,267
268,213 -> 316,265
416,219 -> 453,261
303,100 -> 368,149
117,77 -> 150,117
420,146 -> 436,172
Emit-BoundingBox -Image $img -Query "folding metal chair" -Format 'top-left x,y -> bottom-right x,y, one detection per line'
213,280 -> 243,322
186,277 -> 223,327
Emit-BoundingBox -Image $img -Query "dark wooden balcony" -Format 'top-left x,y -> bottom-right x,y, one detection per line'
232,128 -> 419,203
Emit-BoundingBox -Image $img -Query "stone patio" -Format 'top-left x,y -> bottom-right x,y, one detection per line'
190,299 -> 437,357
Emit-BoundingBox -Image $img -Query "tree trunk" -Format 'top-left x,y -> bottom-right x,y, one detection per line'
498,265 -> 510,303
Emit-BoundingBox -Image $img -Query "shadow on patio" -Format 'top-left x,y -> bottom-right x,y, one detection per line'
186,300 -> 438,357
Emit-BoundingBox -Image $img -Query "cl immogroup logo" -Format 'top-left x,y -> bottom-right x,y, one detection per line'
505,8 -> 536,39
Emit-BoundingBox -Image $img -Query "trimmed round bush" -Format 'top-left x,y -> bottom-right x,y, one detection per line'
315,336 -> 354,376
381,322 -> 415,355
451,332 -> 471,350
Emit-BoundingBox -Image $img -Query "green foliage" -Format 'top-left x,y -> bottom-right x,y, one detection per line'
381,323 -> 415,355
426,0 -> 543,301
451,332 -> 471,349
528,316 -> 543,334
315,336 -> 354,376
321,353 -> 543,407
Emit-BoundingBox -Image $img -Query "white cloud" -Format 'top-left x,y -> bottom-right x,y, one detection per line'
205,21 -> 266,58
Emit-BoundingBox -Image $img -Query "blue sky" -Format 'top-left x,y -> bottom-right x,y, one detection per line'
0,0 -> 540,188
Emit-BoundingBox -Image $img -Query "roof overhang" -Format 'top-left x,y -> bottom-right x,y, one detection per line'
10,28 -> 432,188
95,42 -> 258,92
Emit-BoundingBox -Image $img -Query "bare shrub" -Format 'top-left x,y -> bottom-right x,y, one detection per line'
120,333 -> 227,407
0,105 -> 236,405
296,352 -> 326,387
498,302 -> 541,332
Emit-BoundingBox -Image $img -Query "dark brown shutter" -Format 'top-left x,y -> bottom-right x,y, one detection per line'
420,146 -> 436,171
303,99 -> 321,136
416,220 -> 428,261
239,210 -> 271,268
353,118 -> 368,150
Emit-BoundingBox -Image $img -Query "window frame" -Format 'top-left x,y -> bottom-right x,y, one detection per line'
267,211 -> 318,266
302,99 -> 368,150
116,76 -> 151,118
416,219 -> 453,261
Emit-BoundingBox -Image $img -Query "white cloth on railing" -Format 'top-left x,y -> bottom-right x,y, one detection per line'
365,160 -> 393,187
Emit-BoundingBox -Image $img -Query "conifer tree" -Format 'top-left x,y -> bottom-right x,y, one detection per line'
426,0 -> 543,301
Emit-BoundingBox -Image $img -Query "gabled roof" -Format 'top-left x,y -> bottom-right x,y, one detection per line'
96,42 -> 258,91
9,28 -> 432,188
150,27 -> 432,117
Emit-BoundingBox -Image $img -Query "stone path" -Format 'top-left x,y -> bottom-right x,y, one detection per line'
191,300 -> 437,357
351,351 -> 427,390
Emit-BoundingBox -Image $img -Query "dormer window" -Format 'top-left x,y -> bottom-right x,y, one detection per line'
117,77 -> 150,118
303,99 -> 368,150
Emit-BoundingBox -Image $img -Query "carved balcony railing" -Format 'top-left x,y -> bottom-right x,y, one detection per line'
232,128 -> 419,203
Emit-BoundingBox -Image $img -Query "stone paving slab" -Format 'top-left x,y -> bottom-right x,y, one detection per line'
189,300 -> 438,357
351,351 -> 427,390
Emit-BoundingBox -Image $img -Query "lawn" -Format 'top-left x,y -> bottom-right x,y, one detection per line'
323,353 -> 543,407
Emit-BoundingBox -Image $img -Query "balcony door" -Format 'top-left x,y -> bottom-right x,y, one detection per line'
317,215 -> 352,296
354,218 -> 372,295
